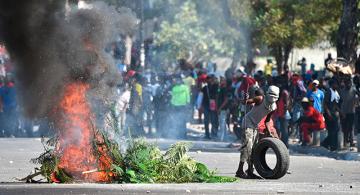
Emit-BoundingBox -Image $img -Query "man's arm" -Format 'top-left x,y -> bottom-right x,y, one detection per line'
283,91 -> 290,110
264,111 -> 279,138
218,95 -> 228,111
323,91 -> 333,119
243,95 -> 263,105
265,111 -> 274,124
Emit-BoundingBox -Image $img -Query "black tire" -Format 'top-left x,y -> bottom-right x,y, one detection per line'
252,137 -> 289,179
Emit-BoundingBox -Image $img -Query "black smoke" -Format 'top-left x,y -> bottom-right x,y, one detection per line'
0,0 -> 124,119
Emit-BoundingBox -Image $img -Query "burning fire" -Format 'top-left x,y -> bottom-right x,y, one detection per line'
53,82 -> 113,182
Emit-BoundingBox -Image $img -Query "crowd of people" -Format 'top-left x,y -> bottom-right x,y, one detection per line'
117,53 -> 359,152
0,44 -> 359,152
0,45 -> 19,137
0,46 -> 50,138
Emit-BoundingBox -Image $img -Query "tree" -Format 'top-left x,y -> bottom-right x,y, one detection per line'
336,0 -> 359,64
253,0 -> 341,73
137,0 -> 342,73
154,1 -> 231,63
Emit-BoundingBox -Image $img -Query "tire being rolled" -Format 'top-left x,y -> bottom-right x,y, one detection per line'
252,137 -> 289,179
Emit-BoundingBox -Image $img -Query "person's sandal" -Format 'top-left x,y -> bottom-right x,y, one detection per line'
235,171 -> 248,179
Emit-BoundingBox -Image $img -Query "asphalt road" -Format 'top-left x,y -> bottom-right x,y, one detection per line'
0,138 -> 359,195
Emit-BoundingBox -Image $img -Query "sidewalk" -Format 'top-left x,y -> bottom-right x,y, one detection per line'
185,122 -> 360,161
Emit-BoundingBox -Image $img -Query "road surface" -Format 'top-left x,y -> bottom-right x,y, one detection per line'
0,138 -> 359,194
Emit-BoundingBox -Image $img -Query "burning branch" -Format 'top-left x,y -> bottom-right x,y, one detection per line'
82,169 -> 98,175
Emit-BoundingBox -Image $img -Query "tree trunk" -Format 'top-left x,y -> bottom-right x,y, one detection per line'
271,43 -> 293,74
336,0 -> 359,64
272,45 -> 283,74
283,43 -> 293,71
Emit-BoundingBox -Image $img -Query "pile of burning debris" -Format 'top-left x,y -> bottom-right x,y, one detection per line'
30,137 -> 237,183
24,81 -> 236,184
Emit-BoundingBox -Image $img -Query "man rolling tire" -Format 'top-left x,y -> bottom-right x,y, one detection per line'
235,85 -> 280,179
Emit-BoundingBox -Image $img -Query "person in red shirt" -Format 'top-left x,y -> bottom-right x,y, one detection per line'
237,75 -> 256,99
299,97 -> 325,145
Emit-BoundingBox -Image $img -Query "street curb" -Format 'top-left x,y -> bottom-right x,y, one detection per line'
289,145 -> 360,161
147,138 -> 360,160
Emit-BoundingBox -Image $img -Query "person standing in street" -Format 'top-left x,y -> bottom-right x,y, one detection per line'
307,80 -> 324,113
170,76 -> 191,139
325,53 -> 333,67
0,76 -> 18,137
235,85 -> 279,179
126,72 -> 144,137
264,59 -> 273,76
0,76 -> 4,137
274,86 -> 290,147
202,75 -> 219,139
322,79 -> 341,151
116,83 -> 131,135
289,74 -> 307,138
217,76 -> 230,141
339,78 -> 358,147
298,57 -> 307,76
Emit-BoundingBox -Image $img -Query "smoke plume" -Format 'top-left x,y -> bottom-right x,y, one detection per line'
0,0 -> 135,120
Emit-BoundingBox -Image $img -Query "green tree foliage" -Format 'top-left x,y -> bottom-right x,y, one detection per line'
101,0 -> 341,72
154,1 -> 231,62
253,0 -> 341,72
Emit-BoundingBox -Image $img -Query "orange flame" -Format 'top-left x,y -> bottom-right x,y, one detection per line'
54,82 -> 113,182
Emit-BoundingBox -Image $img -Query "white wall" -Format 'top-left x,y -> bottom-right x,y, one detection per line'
289,47 -> 337,72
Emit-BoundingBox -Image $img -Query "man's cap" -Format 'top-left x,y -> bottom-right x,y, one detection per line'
312,80 -> 319,85
126,70 -> 136,77
301,97 -> 310,103
266,85 -> 280,97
